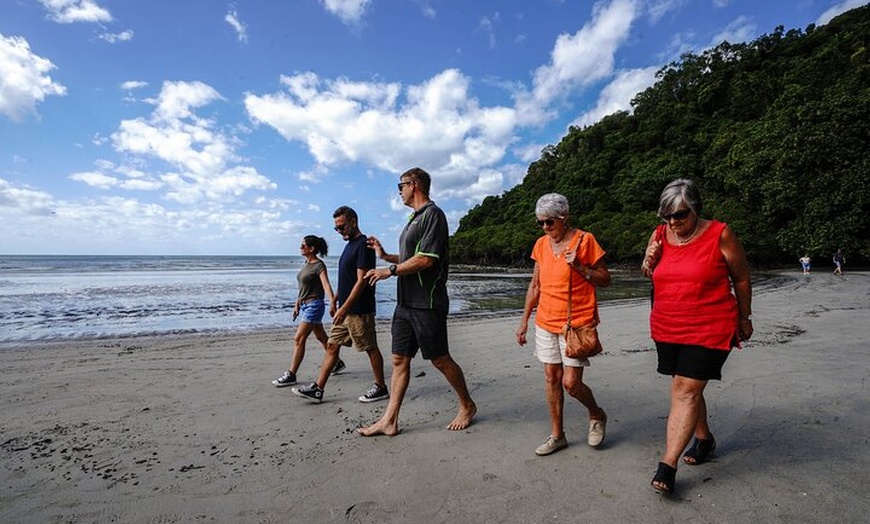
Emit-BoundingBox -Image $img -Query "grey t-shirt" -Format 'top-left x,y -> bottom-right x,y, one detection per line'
397,201 -> 449,311
297,259 -> 326,302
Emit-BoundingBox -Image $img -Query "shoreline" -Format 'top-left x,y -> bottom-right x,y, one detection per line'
1,271 -> 868,523
0,268 -> 787,351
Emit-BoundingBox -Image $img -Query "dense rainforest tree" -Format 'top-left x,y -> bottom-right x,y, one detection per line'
451,6 -> 869,267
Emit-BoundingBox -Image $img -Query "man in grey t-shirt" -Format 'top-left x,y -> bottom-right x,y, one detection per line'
359,167 -> 477,436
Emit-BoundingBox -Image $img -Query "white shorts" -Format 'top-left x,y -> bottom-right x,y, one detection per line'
534,326 -> 590,367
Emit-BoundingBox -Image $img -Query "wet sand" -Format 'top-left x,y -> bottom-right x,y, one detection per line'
1,271 -> 868,523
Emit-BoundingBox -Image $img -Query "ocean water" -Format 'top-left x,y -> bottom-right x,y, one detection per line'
0,255 -> 535,343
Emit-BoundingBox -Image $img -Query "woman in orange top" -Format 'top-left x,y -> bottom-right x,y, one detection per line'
516,193 -> 611,456
642,179 -> 753,495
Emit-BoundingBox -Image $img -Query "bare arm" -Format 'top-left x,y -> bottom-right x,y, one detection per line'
563,232 -> 611,287
641,229 -> 663,279
365,253 -> 434,285
366,235 -> 400,264
334,267 -> 371,325
720,225 -> 753,342
515,264 -> 541,346
565,254 -> 611,288
319,269 -> 335,305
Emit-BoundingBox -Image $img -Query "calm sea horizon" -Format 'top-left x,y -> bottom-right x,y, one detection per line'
0,255 -> 655,344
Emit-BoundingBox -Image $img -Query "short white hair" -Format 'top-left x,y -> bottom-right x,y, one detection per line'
535,193 -> 569,219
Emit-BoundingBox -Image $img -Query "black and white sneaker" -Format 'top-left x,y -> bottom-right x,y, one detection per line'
358,383 -> 389,403
292,383 -> 324,403
272,370 -> 296,387
331,358 -> 346,375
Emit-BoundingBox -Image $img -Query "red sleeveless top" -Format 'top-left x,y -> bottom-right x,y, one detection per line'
650,220 -> 738,350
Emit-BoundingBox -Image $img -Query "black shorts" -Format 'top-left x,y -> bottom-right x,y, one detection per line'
656,342 -> 730,381
391,304 -> 449,360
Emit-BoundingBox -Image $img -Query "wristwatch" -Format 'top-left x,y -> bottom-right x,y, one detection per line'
389,264 -> 398,276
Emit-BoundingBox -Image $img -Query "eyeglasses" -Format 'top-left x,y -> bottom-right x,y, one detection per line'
300,244 -> 308,249
536,217 -> 563,227
333,223 -> 347,232
397,181 -> 414,191
661,209 -> 692,221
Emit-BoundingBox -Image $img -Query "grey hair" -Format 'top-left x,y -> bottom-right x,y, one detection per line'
658,178 -> 703,218
535,193 -> 569,219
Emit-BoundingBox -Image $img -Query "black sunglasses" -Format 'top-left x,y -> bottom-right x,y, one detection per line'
397,181 -> 414,191
661,209 -> 692,221
536,217 -> 563,227
333,223 -> 347,232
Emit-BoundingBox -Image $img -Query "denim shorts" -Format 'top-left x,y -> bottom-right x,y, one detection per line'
298,299 -> 325,324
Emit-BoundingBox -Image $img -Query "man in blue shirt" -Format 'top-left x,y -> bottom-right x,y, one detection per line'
292,206 -> 389,403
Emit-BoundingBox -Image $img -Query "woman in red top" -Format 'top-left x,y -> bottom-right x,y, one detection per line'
516,193 -> 611,456
642,179 -> 753,495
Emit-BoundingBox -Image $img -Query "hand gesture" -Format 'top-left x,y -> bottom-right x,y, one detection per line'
642,239 -> 663,278
365,267 -> 390,286
366,236 -> 384,258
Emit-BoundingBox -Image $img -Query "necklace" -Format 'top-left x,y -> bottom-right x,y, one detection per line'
550,230 -> 570,257
675,222 -> 699,244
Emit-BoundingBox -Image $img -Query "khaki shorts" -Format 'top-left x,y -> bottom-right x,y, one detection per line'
328,313 -> 378,353
534,326 -> 590,367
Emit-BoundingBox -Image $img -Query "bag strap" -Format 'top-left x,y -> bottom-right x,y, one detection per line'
566,231 -> 586,329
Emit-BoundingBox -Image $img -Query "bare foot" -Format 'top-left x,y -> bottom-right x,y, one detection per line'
447,401 -> 477,431
356,418 -> 400,437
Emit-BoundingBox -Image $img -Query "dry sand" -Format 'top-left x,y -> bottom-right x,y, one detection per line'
1,270 -> 868,523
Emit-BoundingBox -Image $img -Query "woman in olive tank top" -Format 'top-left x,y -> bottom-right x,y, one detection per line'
271,235 -> 339,387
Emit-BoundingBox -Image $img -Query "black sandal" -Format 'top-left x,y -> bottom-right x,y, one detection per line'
651,462 -> 676,494
683,436 -> 716,465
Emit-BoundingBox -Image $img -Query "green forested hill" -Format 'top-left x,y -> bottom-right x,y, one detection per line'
451,6 -> 870,267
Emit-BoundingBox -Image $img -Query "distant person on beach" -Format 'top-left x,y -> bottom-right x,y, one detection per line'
799,254 -> 811,275
641,178 -> 753,495
358,167 -> 477,436
515,193 -> 611,456
833,249 -> 845,275
272,235 -> 339,387
291,206 -> 389,403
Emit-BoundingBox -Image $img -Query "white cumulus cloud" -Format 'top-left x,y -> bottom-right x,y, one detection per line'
244,69 -> 517,202
530,0 -> 638,105
110,80 -> 275,203
0,34 -> 67,121
99,30 -> 134,44
320,0 -> 371,26
572,66 -> 660,128
39,0 -> 112,24
121,80 -> 148,90
817,0 -> 870,25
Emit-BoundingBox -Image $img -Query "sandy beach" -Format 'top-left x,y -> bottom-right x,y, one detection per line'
1,270 -> 868,523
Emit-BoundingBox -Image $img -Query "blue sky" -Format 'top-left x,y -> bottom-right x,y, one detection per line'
1,0 -> 866,255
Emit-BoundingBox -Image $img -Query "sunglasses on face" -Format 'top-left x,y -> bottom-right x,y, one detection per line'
536,217 -> 563,227
333,223 -> 348,232
397,181 -> 414,191
661,209 -> 692,221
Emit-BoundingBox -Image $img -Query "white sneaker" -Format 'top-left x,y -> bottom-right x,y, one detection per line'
588,411 -> 607,447
535,434 -> 568,456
